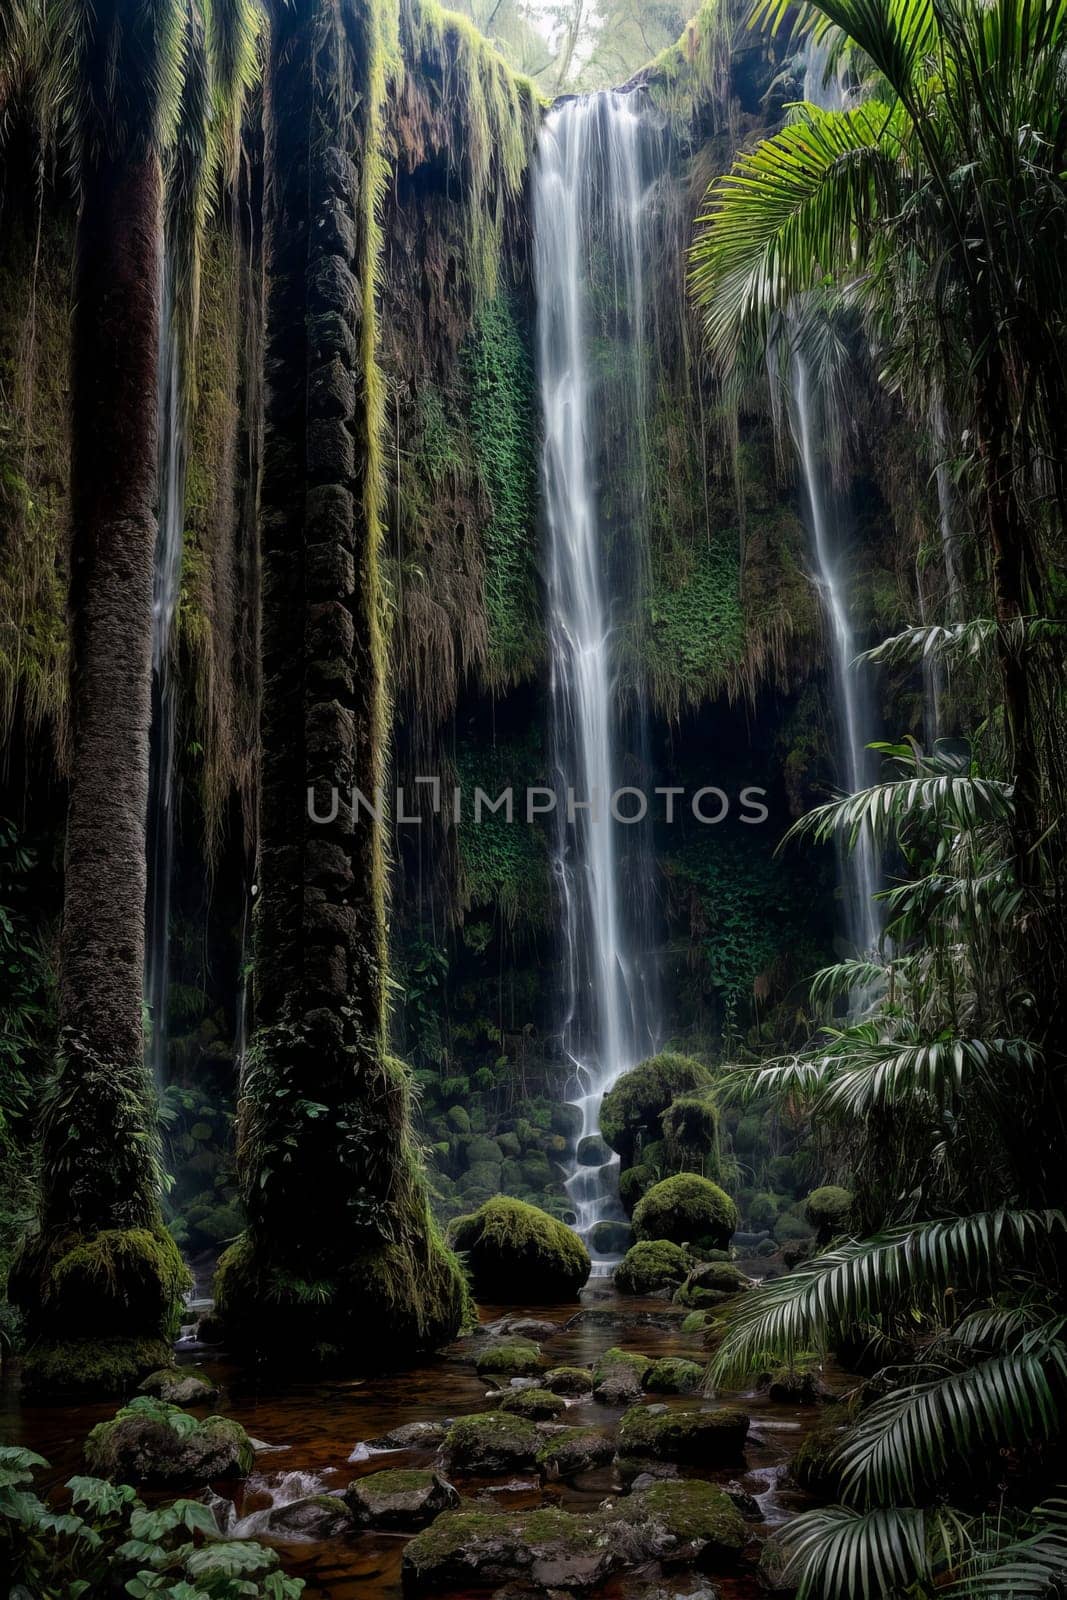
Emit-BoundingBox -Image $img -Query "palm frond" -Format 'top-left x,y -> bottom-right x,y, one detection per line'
944,1495 -> 1067,1599
712,1209 -> 1064,1381
782,775 -> 1014,852
779,1503 -> 950,1600
836,1338 -> 1067,1504
689,99 -> 901,368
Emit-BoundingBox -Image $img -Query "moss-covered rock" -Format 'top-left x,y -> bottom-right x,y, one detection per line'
618,1164 -> 657,1215
764,1356 -> 828,1404
673,1260 -> 752,1309
789,1416 -> 848,1496
680,1310 -> 713,1335
496,1387 -> 567,1420
543,1365 -> 593,1396
644,1356 -> 705,1394
138,1367 -> 219,1406
632,1175 -> 738,1251
616,1402 -> 749,1465
592,1346 -> 652,1403
84,1397 -> 254,1484
448,1197 -> 590,1302
442,1411 -> 541,1475
267,1493 -> 353,1538
474,1339 -> 541,1379
804,1186 -> 854,1243
402,1505 -> 618,1590
614,1239 -> 691,1296
600,1053 -> 714,1164
364,1419 -> 447,1450
345,1468 -> 459,1530
536,1427 -> 615,1479
661,1095 -> 721,1178
590,1219 -> 632,1255
606,1478 -> 747,1565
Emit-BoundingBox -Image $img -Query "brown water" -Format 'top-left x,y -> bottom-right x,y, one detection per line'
1,1273 -> 836,1597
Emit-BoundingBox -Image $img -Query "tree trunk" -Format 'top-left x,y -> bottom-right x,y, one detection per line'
216,0 -> 467,1366
12,152 -> 189,1394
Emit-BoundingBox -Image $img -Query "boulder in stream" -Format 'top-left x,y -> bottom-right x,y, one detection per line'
268,1493 -> 353,1538
138,1367 -> 219,1406
442,1411 -> 541,1475
614,1240 -> 691,1297
643,1357 -> 704,1394
543,1365 -> 593,1395
475,1340 -> 542,1379
345,1468 -> 459,1530
632,1176 -> 739,1253
403,1505 -> 621,1590
84,1397 -> 253,1485
592,1346 -> 652,1402
495,1387 -> 567,1420
604,1478 -> 748,1566
363,1419 -> 448,1451
448,1197 -> 591,1302
616,1403 -> 749,1466
536,1426 -> 615,1479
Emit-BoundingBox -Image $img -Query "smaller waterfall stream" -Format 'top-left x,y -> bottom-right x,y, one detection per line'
146,251 -> 187,1086
534,92 -> 663,1271
790,358 -> 881,956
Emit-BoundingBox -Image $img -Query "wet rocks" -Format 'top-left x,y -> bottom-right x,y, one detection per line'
345,1468 -> 459,1530
138,1367 -> 219,1406
364,1420 -> 448,1451
475,1340 -> 542,1380
536,1427 -> 616,1479
543,1365 -> 593,1396
268,1493 -> 353,1538
495,1388 -> 567,1421
84,1400 -> 253,1485
442,1412 -> 541,1475
592,1347 -> 652,1403
403,1506 -> 621,1591
605,1479 -> 747,1566
674,1262 -> 751,1310
616,1404 -> 749,1467
643,1357 -> 704,1394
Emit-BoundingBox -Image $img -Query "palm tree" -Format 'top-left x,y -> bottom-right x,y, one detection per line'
711,732 -> 1066,1597
689,0 -> 1067,891
11,0 -> 256,1394
213,0 -> 469,1367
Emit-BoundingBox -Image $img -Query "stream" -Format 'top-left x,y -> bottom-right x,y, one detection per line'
2,1270 -> 839,1598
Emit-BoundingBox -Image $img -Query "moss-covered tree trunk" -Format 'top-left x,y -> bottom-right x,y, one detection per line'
12,150 -> 188,1393
216,0 -> 467,1365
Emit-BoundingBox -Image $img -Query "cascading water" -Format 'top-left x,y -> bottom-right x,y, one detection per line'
533,92 -> 663,1273
790,359 -> 882,956
784,42 -> 883,959
146,249 -> 187,1086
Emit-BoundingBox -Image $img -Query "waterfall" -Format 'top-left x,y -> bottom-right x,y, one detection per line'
790,358 -> 881,957
146,249 -> 187,1086
785,43 -> 882,960
533,92 -> 662,1273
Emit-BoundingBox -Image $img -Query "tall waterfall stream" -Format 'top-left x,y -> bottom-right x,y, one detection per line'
533,92 -> 664,1270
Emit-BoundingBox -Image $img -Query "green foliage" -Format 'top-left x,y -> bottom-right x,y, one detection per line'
661,1093 -> 721,1178
0,1444 -> 301,1599
645,529 -> 745,709
454,734 -> 550,925
666,833 -> 812,1003
465,294 -> 541,682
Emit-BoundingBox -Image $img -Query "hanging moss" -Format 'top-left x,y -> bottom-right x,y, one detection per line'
465,294 -> 541,683
646,532 -> 745,711
0,201 -> 73,749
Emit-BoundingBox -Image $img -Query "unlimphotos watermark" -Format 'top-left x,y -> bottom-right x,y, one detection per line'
307,780 -> 770,827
